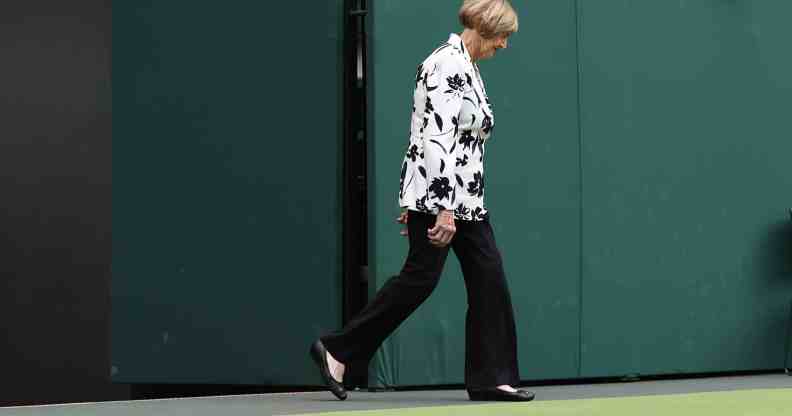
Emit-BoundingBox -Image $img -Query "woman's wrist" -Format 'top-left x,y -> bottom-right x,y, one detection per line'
438,210 -> 455,223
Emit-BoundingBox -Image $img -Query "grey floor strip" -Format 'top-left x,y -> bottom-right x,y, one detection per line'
2,374 -> 792,416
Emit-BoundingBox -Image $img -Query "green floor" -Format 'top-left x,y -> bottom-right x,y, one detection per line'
296,389 -> 792,416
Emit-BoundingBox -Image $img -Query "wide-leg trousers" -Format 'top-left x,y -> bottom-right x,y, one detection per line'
320,210 -> 520,389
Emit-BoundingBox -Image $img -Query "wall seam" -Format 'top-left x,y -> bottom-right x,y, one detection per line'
574,0 -> 585,379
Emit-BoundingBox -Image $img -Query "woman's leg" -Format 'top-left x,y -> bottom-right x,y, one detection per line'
320,211 -> 451,365
451,218 -> 520,390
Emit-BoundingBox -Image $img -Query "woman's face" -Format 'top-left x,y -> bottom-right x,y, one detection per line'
480,34 -> 509,60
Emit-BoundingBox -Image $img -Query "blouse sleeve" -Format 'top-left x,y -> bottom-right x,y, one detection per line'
421,55 -> 466,213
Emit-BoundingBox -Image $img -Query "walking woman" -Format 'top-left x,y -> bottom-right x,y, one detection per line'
311,0 -> 533,402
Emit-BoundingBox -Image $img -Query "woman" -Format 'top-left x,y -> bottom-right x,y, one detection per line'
311,0 -> 533,402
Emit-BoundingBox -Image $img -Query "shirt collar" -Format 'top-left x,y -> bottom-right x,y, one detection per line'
448,33 -> 473,65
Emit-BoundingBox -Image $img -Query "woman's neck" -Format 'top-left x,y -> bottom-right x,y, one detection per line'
460,29 -> 482,62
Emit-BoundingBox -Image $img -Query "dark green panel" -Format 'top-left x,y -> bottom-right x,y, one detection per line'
370,0 -> 581,386
112,1 -> 343,384
579,0 -> 792,377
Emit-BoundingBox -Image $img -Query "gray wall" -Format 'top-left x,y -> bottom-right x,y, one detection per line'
0,0 -> 127,406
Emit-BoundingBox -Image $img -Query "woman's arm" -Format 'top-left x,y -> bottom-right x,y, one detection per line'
421,57 -> 465,213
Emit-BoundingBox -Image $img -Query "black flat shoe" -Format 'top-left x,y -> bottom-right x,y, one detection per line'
309,339 -> 347,400
467,387 -> 535,402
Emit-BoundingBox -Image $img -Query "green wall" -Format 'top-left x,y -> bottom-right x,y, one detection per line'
112,1 -> 344,385
578,0 -> 792,377
370,0 -> 792,386
111,0 -> 792,387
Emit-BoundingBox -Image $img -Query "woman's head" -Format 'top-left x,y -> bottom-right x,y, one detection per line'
458,0 -> 518,60
459,0 -> 518,38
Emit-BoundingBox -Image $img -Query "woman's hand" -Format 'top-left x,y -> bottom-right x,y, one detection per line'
396,210 -> 409,236
428,210 -> 456,247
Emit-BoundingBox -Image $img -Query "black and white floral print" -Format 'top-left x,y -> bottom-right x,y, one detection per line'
398,33 -> 495,221
467,171 -> 484,198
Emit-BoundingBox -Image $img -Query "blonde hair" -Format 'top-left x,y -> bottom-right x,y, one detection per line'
459,0 -> 519,39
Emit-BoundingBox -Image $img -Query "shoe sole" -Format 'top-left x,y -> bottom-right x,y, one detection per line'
468,391 -> 535,402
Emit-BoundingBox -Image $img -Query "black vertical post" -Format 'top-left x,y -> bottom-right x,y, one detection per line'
341,0 -> 369,388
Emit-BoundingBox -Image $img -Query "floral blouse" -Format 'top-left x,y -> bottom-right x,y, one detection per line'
398,33 -> 495,221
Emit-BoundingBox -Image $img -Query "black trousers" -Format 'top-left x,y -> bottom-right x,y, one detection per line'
321,210 -> 520,389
